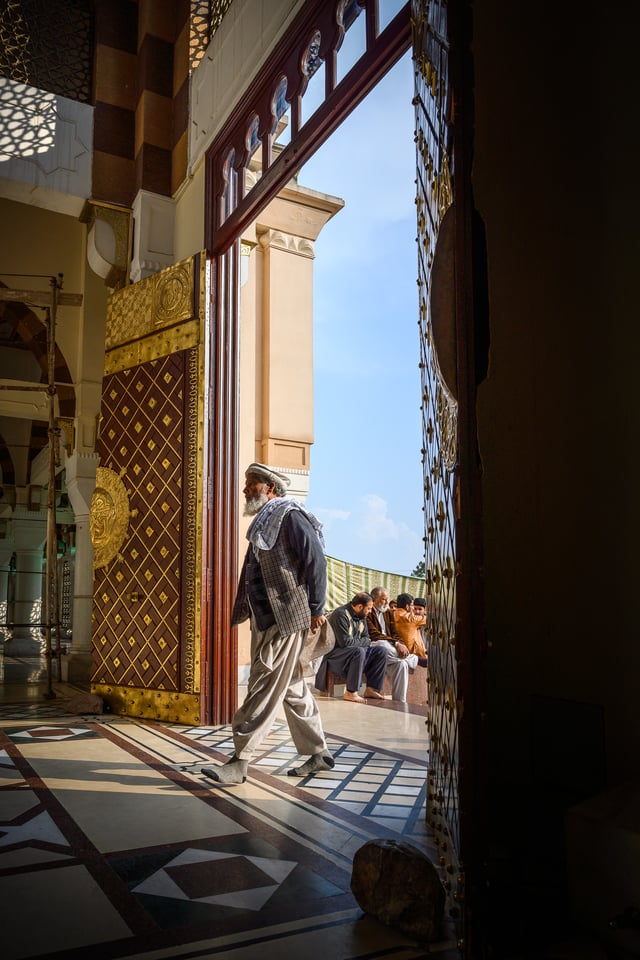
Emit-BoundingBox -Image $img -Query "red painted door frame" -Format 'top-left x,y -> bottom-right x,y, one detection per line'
200,0 -> 412,724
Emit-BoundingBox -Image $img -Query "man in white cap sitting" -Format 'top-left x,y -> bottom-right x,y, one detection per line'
201,462 -> 334,785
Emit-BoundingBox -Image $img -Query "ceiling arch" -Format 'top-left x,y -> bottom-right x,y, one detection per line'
0,285 -> 75,417
0,283 -> 75,484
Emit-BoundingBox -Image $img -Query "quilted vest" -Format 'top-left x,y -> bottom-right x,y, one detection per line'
232,517 -> 320,636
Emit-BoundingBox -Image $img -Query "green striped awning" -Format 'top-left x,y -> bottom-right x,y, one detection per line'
325,555 -> 426,611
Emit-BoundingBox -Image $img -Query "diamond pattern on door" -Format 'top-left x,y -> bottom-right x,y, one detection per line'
91,353 -> 187,691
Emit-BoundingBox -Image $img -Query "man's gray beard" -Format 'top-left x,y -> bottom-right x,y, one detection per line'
379,603 -> 389,613
244,491 -> 268,516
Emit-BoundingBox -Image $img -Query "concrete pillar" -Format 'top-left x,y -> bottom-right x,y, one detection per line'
7,513 -> 47,655
65,452 -> 98,684
0,536 -> 15,643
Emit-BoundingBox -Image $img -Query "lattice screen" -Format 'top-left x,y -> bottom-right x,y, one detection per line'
0,0 -> 92,103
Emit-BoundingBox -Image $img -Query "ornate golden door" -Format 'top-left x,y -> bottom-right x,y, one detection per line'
90,254 -> 207,724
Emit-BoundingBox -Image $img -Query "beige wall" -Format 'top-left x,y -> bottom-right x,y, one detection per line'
0,199 -> 101,384
173,159 -> 205,264
233,185 -> 343,675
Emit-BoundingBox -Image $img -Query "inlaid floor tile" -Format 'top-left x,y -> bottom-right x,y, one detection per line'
0,672 -> 458,960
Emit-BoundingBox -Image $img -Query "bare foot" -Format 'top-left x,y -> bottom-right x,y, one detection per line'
363,687 -> 385,700
343,690 -> 366,703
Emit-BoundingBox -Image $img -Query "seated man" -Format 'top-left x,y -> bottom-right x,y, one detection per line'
366,586 -> 428,703
412,596 -> 429,651
393,593 -> 428,657
315,592 -> 387,703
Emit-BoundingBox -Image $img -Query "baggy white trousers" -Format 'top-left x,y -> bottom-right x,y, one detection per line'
370,639 -> 420,702
232,621 -> 328,761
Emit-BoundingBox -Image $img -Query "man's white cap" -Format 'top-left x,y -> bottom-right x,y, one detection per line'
245,462 -> 291,491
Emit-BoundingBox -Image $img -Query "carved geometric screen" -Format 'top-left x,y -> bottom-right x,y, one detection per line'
210,0 -> 233,36
189,0 -> 233,73
190,1 -> 211,73
91,353 -> 188,692
0,0 -> 93,103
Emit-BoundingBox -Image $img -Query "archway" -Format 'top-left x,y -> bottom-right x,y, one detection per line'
0,286 -> 76,482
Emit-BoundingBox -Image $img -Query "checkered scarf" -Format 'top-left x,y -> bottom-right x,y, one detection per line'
246,497 -> 325,551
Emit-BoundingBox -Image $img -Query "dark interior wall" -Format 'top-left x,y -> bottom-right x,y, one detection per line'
471,0 -> 639,930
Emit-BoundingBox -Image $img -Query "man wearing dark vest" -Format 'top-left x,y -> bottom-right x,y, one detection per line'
315,593 -> 388,703
201,462 -> 334,785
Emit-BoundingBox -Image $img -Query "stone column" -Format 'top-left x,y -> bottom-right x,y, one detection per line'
7,512 -> 47,656
0,535 -> 15,644
65,452 -> 99,684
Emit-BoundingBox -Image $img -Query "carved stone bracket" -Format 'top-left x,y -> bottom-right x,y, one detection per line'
258,229 -> 315,259
80,200 -> 132,290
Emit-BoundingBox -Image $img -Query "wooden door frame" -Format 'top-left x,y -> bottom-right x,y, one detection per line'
200,0 -> 412,723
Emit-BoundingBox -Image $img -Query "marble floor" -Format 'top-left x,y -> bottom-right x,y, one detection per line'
0,655 -> 460,960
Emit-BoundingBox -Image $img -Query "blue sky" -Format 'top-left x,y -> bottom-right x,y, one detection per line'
298,52 -> 424,576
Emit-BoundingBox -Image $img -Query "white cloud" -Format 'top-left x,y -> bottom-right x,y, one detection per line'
354,493 -> 400,543
310,493 -> 424,576
314,506 -> 350,532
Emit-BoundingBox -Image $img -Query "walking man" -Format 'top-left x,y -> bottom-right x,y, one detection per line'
201,462 -> 334,785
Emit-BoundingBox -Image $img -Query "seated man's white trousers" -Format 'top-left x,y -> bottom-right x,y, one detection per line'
370,639 -> 419,702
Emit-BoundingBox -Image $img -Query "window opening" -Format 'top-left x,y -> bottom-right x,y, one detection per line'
206,1 -> 411,255
271,76 -> 291,152
378,0 -> 406,34
244,114 -> 262,192
336,2 -> 366,84
300,30 -> 325,128
220,148 -> 237,226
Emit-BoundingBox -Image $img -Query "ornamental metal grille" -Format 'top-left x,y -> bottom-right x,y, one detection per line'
413,0 -> 464,937
190,1 -> 211,73
210,0 -> 232,41
190,1 -> 234,73
0,0 -> 92,104
61,555 -> 72,631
